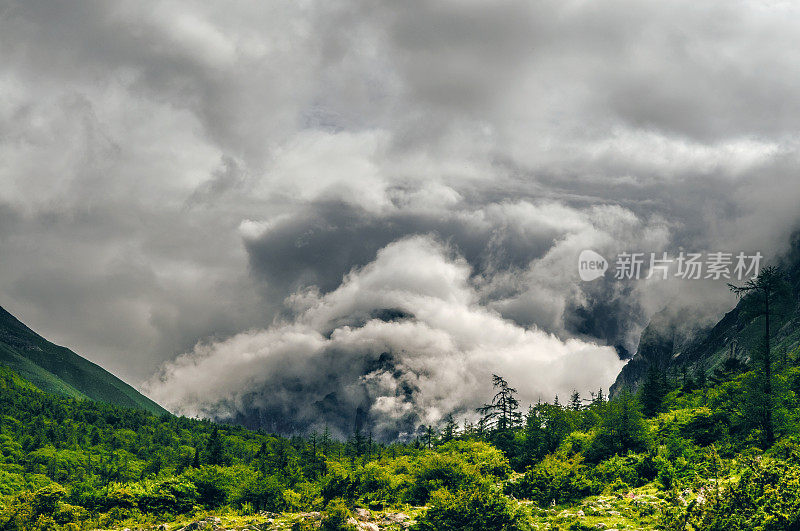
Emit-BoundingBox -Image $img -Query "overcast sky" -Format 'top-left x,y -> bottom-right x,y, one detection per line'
2,0 -> 800,437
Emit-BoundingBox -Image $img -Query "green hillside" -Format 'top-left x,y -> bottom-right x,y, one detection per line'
0,305 -> 166,415
3,336 -> 800,530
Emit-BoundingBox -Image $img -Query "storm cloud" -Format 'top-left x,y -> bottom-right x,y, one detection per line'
2,0 -> 800,434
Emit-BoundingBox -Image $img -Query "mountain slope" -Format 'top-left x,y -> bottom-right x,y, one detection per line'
0,305 -> 167,415
611,237 -> 800,396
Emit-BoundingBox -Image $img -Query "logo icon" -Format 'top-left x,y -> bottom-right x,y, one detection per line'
578,250 -> 608,281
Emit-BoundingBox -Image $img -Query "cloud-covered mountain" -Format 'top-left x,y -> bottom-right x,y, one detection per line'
2,1 -> 800,434
146,235 -> 624,439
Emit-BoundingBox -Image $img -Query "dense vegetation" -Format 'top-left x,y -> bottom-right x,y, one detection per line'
1,268 -> 800,530
1,340 -> 800,530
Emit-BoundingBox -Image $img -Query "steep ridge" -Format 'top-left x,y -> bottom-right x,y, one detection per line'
0,305 -> 166,415
611,236 -> 800,396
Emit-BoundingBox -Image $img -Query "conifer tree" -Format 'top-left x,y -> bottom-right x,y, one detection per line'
476,374 -> 522,432
192,446 -> 201,468
422,425 -> 436,449
640,365 -> 667,417
206,427 -> 226,466
442,414 -> 458,442
569,390 -> 582,411
729,266 -> 790,447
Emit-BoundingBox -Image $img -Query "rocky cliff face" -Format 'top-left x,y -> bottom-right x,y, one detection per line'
609,306 -> 740,396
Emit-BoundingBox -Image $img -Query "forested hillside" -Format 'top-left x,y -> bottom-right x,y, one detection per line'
0,306 -> 166,415
3,333 -> 800,529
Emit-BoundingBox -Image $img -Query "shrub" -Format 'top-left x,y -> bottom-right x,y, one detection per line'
233,473 -> 286,512
768,436 -> 800,461
511,454 -> 592,504
661,455 -> 800,530
138,477 -> 198,514
656,456 -> 676,490
560,431 -> 593,457
104,483 -> 139,510
591,453 -> 653,491
406,453 -> 480,505
239,501 -> 255,516
31,514 -> 58,531
413,486 -> 527,531
31,484 -> 67,515
321,461 -> 357,503
510,455 -> 591,505
0,484 -> 86,531
320,497 -> 356,531
0,470 -> 26,497
438,440 -> 511,479
355,461 -> 398,507
284,481 -> 322,512
52,503 -> 89,525
183,465 -> 238,507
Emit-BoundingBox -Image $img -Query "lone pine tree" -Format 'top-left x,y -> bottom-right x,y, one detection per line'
729,265 -> 790,447
476,374 -> 522,432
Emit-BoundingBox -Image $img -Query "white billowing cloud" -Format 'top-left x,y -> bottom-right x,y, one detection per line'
146,235 -> 623,438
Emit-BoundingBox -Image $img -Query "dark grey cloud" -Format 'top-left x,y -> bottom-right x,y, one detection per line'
243,198 -> 558,295
1,0 -> 800,435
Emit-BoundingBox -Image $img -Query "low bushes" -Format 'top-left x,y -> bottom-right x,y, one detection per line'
508,455 -> 592,505
405,453 -> 482,505
413,486 -> 527,531
662,455 -> 800,530
0,484 -> 90,531
137,477 -> 198,514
